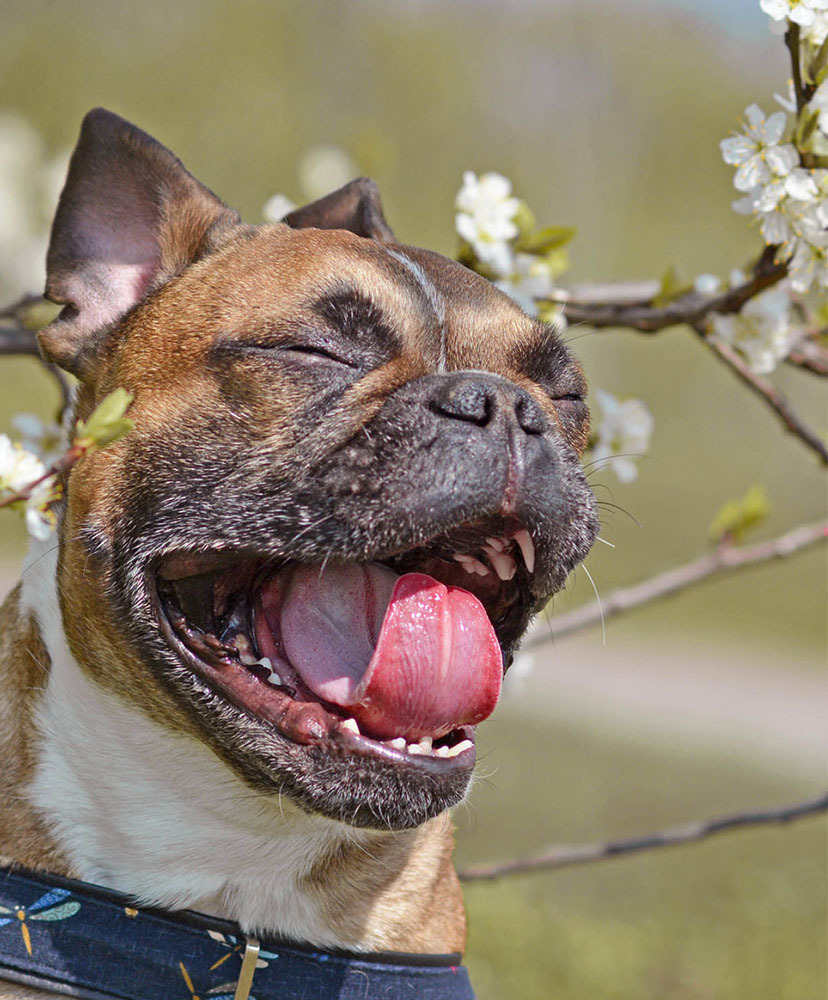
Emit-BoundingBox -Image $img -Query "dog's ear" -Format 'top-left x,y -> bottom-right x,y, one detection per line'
39,108 -> 240,379
284,178 -> 396,243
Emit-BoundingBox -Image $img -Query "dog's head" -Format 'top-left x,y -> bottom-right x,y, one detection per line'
39,109 -> 598,832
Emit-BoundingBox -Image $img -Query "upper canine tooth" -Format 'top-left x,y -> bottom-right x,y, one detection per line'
513,528 -> 536,574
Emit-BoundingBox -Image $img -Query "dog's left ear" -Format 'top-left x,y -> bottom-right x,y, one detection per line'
284,178 -> 396,243
40,108 -> 240,379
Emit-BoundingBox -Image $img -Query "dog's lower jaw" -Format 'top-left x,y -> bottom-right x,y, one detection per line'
0,538 -> 466,955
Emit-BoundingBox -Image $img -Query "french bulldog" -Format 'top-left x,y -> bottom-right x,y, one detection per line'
0,108 -> 597,994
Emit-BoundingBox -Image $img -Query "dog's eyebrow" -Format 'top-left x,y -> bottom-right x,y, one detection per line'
384,247 -> 447,372
509,323 -> 585,391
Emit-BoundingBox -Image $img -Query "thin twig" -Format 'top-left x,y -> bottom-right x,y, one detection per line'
556,246 -> 787,333
458,793 -> 828,880
695,324 -> 828,464
0,443 -> 84,511
787,340 -> 828,376
526,520 -> 827,645
785,24 -> 807,111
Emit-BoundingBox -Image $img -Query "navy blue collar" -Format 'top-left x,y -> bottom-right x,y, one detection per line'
0,866 -> 475,999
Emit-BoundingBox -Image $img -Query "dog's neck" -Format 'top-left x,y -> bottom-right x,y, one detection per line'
0,540 -> 465,954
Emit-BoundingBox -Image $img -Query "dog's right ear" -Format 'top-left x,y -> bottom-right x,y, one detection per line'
284,178 -> 396,243
39,108 -> 240,380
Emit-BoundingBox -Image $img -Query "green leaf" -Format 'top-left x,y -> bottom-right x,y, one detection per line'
542,246 -> 570,279
515,225 -> 577,255
75,388 -> 135,451
808,32 -> 828,86
708,484 -> 771,544
512,201 -> 537,241
796,109 -> 820,148
652,265 -> 692,307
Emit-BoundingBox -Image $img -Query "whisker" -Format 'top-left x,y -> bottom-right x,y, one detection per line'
582,563 -> 606,646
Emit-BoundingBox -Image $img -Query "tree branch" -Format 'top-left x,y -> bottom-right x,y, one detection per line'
458,793 -> 828,881
695,324 -> 828,464
525,520 -> 827,645
556,246 -> 787,333
787,340 -> 828,376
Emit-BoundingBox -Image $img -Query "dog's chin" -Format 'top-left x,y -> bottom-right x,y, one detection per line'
148,516 -> 537,830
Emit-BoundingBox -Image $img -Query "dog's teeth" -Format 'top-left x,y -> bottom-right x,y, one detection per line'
389,737 -> 407,750
454,553 -> 490,576
446,739 -> 474,757
266,672 -> 282,686
513,528 -> 535,574
239,652 -> 258,666
435,746 -> 451,758
407,742 -> 424,755
483,547 -> 517,581
418,736 -> 433,752
485,536 -> 506,552
340,718 -> 360,735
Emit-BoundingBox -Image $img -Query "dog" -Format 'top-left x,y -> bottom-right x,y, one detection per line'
0,109 -> 598,997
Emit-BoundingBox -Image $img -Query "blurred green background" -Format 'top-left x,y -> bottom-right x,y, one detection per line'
0,1 -> 825,997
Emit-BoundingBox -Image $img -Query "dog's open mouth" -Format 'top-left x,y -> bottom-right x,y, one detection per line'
154,518 -> 535,772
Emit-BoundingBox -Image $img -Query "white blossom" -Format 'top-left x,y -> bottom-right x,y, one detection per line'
591,391 -> 654,484
455,171 -> 520,275
262,193 -> 296,223
0,434 -> 45,494
774,80 -> 798,114
24,477 -> 58,540
11,413 -> 64,464
720,104 -> 797,193
0,114 -> 69,299
495,252 -> 558,315
694,273 -> 723,295
760,0 -> 828,45
709,284 -> 798,373
298,145 -> 357,201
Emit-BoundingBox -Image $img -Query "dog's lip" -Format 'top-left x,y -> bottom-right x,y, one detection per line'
150,566 -> 481,771
150,516 -> 533,767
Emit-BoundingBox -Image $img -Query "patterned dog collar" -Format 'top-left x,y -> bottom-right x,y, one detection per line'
0,866 -> 476,999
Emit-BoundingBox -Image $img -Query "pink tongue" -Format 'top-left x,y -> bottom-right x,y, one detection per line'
278,564 -> 502,741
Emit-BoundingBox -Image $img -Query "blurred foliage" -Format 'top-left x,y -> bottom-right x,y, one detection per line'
458,710 -> 826,1000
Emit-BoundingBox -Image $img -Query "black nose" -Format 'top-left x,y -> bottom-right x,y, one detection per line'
428,373 -> 548,435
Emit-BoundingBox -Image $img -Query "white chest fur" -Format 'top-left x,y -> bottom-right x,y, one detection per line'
18,539 -> 375,948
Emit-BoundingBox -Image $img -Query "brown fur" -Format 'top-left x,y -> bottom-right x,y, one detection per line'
0,588 -> 69,877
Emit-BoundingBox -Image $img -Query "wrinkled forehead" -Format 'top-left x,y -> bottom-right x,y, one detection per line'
120,224 -> 543,378
205,226 -> 537,356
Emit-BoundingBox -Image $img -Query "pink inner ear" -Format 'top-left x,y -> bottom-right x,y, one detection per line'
63,260 -> 157,336
54,160 -> 165,334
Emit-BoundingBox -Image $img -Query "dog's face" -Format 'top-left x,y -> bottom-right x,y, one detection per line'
40,110 -> 598,833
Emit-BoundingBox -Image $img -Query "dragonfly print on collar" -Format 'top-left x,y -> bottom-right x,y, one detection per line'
0,887 -> 80,955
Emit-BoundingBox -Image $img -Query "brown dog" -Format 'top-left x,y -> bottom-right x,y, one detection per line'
0,109 -> 597,995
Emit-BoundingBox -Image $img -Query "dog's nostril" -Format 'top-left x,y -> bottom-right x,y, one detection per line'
515,394 -> 547,435
430,382 -> 493,426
